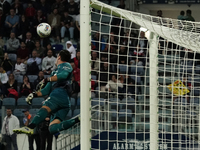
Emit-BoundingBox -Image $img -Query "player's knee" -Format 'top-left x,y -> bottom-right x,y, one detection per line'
49,124 -> 59,134
42,105 -> 51,113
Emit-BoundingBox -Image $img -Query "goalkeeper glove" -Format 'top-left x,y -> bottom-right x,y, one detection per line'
43,77 -> 50,84
26,92 -> 37,105
35,78 -> 50,92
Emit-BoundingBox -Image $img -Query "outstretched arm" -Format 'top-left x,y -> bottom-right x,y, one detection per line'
47,71 -> 71,82
26,82 -> 51,105
39,82 -> 52,96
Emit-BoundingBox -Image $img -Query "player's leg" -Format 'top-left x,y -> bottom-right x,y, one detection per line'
28,105 -> 51,129
48,108 -> 80,134
49,118 -> 79,134
13,105 -> 51,134
14,89 -> 70,134
13,97 -> 56,134
29,91 -> 68,129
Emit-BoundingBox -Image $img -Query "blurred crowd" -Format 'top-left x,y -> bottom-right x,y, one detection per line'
0,0 -> 82,101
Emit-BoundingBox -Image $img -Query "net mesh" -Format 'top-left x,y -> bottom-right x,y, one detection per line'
89,0 -> 200,149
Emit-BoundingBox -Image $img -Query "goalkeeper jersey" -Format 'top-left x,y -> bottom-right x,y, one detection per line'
40,62 -> 73,96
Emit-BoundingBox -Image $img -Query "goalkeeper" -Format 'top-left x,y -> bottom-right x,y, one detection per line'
13,50 -> 80,135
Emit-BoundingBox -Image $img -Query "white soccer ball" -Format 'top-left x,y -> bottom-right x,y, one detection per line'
37,23 -> 51,38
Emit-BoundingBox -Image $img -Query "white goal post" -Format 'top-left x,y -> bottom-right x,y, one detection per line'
80,0 -> 91,150
80,0 -> 200,150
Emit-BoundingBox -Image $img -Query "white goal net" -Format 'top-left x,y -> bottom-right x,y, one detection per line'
89,0 -> 200,150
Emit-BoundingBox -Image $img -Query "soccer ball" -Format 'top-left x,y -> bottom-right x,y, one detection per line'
37,23 -> 51,38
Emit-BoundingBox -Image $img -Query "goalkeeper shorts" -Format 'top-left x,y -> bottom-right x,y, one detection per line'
43,88 -> 71,122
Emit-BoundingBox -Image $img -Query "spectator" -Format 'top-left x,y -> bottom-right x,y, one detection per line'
91,51 -> 99,75
26,50 -> 42,75
97,62 -> 112,98
19,75 -> 33,97
38,117 -> 53,150
0,7 -> 6,36
60,11 -> 74,43
36,0 -> 51,16
22,109 -> 40,150
6,32 -> 20,53
91,79 -> 96,92
0,66 -> 8,98
6,73 -> 18,99
119,45 -> 128,64
130,47 -> 144,66
131,31 -> 148,66
19,14 -> 30,39
25,2 -> 35,22
67,0 -> 78,21
0,50 -> 3,63
118,77 -> 136,99
70,61 -> 80,84
11,0 -> 24,16
40,37 -> 51,49
109,47 -> 118,65
73,50 -> 80,68
33,40 -> 45,58
126,77 -> 136,98
44,43 -> 53,55
0,66 -> 8,84
0,34 -> 4,51
157,10 -> 162,17
135,31 -> 148,54
102,32 -> 118,62
105,74 -> 123,98
117,0 -> 125,9
106,32 -> 118,51
177,10 -> 185,20
185,9 -> 195,22
46,43 -> 52,51
42,49 -> 56,75
19,0 -> 29,9
66,41 -> 76,59
52,0 -> 66,14
92,32 -> 106,51
5,8 -> 19,36
98,62 -> 112,88
5,0 -> 12,4
17,41 -> 30,62
13,57 -> 26,75
107,0 -> 111,4
111,15 -> 124,36
33,70 -> 44,89
122,30 -> 135,47
31,9 -> 47,37
70,75 -> 80,99
0,0 -> 10,15
48,8 -> 61,42
24,32 -> 35,52
1,108 -> 19,150
74,9 -> 80,40
1,53 -> 13,75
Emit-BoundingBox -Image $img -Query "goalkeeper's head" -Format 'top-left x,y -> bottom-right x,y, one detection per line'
56,50 -> 71,65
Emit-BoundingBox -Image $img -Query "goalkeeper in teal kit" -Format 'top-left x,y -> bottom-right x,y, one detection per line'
13,50 -> 79,135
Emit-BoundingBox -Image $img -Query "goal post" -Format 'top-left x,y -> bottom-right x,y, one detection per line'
149,32 -> 159,150
78,0 -> 200,150
80,0 -> 91,150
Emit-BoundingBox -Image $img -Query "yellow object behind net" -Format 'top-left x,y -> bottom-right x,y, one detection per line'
168,80 -> 190,96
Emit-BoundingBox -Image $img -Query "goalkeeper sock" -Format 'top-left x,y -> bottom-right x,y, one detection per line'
49,119 -> 77,134
28,108 -> 49,129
